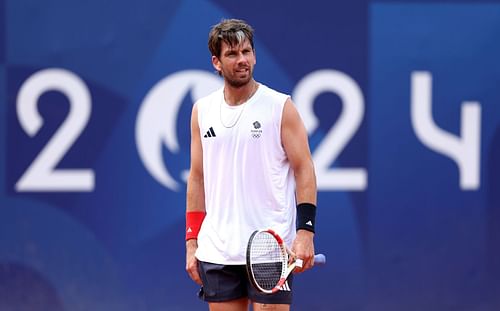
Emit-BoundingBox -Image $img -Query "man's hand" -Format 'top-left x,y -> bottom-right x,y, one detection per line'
186,239 -> 202,285
291,229 -> 315,273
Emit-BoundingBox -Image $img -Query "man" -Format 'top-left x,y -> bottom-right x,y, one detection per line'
186,18 -> 317,311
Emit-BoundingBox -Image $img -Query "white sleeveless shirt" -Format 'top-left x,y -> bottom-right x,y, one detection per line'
195,84 -> 297,265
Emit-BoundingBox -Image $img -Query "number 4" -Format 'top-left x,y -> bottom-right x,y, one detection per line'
411,71 -> 481,190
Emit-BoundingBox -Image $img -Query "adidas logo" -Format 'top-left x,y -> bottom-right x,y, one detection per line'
187,227 -> 192,233
306,220 -> 313,226
204,127 -> 216,138
279,281 -> 291,291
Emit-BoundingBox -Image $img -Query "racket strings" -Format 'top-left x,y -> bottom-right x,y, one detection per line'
249,232 -> 286,291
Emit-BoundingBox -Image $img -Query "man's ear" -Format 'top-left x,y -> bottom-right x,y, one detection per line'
212,55 -> 221,73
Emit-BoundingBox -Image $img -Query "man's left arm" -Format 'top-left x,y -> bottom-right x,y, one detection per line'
281,97 -> 318,273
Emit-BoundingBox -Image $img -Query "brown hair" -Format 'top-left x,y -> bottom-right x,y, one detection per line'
208,19 -> 255,58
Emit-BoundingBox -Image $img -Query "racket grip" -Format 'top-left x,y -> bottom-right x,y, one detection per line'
314,254 -> 326,265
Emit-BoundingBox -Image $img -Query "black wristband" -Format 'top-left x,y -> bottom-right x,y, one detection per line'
296,203 -> 316,233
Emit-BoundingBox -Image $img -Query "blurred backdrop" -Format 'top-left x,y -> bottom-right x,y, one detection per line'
1,0 -> 500,310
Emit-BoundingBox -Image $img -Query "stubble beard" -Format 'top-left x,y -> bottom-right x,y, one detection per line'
223,68 -> 253,88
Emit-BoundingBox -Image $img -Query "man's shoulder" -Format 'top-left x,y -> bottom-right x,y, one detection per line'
196,87 -> 223,106
258,84 -> 289,103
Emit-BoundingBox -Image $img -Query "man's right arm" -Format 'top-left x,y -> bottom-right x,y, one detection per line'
185,103 -> 205,285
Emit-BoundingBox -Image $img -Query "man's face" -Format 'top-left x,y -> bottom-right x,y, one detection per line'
212,38 -> 256,88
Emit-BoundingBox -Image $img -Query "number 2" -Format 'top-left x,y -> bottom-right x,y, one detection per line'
293,69 -> 367,191
15,68 -> 95,192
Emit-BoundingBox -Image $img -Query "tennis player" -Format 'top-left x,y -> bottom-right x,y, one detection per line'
186,18 -> 317,311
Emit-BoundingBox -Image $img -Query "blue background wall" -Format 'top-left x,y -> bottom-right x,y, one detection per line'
1,0 -> 500,310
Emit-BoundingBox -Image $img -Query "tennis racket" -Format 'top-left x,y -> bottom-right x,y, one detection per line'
246,229 -> 326,294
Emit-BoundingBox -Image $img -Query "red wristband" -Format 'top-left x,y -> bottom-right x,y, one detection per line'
186,211 -> 206,240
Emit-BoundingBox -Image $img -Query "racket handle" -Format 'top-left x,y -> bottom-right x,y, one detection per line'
314,254 -> 326,265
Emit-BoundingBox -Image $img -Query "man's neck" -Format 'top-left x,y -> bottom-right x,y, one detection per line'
223,80 -> 258,106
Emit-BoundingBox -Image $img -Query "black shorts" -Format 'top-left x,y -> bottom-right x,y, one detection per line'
197,261 -> 293,304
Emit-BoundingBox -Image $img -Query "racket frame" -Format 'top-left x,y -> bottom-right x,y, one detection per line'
246,229 -> 297,294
